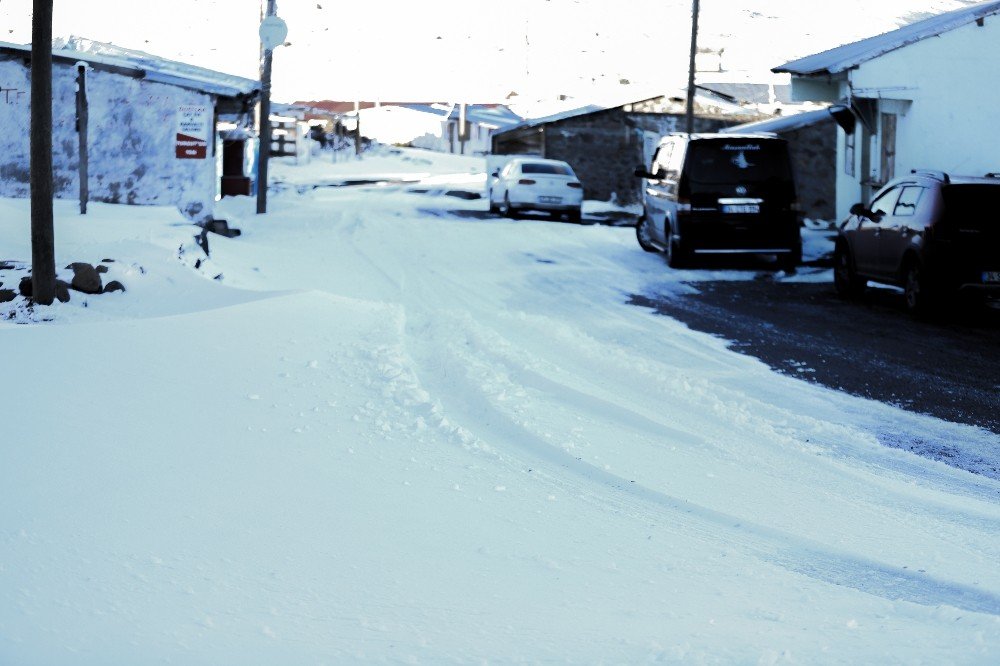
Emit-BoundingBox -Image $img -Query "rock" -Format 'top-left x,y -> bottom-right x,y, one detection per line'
67,262 -> 103,294
103,280 -> 126,293
202,219 -> 241,238
18,276 -> 31,297
55,280 -> 71,303
0,289 -> 15,303
96,265 -> 109,274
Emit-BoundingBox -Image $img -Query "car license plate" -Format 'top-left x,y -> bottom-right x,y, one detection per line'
722,204 -> 760,214
539,196 -> 561,204
984,271 -> 1000,283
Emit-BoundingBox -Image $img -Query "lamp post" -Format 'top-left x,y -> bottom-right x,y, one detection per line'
685,0 -> 701,136
256,1 -> 287,215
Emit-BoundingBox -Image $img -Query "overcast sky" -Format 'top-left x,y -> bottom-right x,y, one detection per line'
0,0 -> 979,102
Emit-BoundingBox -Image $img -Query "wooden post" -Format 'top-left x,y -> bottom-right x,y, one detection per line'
256,0 -> 277,215
685,0 -> 701,136
76,63 -> 88,215
30,0 -> 56,305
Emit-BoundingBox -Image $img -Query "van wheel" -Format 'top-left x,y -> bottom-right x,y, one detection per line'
665,226 -> 688,268
636,217 -> 658,252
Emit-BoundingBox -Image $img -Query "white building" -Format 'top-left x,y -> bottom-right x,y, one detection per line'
774,1 -> 1000,219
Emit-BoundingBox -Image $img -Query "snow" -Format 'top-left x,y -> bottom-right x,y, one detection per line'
2,147 -> 999,664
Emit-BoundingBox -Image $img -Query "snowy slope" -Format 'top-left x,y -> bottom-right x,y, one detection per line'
1,148 -> 998,664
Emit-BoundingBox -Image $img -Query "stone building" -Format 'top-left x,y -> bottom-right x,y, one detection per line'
490,93 -> 763,206
723,108 -> 839,222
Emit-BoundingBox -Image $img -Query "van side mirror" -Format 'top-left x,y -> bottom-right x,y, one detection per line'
634,166 -> 666,180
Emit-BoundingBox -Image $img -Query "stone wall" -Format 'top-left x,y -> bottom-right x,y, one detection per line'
783,121 -> 838,222
533,109 -> 734,205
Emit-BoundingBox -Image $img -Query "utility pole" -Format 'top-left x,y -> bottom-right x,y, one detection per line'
30,0 -> 56,305
685,0 -> 701,136
256,0 -> 285,214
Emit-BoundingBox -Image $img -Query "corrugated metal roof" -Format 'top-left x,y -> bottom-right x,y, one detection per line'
721,108 -> 834,134
495,104 -> 608,134
0,38 -> 260,99
774,1 -> 1000,76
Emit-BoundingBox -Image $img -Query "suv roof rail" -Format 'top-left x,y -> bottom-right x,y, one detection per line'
910,169 -> 950,184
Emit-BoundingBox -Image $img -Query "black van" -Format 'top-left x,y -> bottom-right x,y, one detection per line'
634,133 -> 801,270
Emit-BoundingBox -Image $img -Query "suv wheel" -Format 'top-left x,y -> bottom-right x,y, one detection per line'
833,243 -> 864,298
904,262 -> 935,316
636,216 -> 658,252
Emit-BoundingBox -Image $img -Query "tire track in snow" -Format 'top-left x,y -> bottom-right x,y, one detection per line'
400,313 -> 1000,617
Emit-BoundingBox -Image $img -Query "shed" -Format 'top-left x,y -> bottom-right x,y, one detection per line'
0,37 -> 259,219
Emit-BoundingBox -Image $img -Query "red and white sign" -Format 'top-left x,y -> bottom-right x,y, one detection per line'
175,105 -> 210,159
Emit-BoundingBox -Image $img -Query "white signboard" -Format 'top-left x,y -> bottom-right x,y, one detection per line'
176,105 -> 210,159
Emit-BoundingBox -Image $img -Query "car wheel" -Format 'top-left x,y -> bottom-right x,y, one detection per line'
567,207 -> 582,224
488,200 -> 500,215
501,194 -> 515,218
833,243 -> 864,298
904,261 -> 935,316
636,216 -> 658,252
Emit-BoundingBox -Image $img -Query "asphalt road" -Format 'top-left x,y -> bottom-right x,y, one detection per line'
629,269 -> 1000,437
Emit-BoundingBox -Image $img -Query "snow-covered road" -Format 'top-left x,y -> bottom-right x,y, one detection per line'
2,148 -> 998,664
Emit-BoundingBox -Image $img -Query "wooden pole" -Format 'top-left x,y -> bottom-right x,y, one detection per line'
256,0 -> 277,215
685,0 -> 701,136
76,63 -> 89,215
30,0 -> 56,305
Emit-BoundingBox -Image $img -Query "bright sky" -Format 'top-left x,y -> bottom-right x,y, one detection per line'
0,0 -> 978,102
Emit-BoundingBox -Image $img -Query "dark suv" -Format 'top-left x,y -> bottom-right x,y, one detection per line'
834,170 -> 1000,314
634,133 -> 801,270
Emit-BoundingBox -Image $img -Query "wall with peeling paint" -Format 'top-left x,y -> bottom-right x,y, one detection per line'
0,58 -> 218,218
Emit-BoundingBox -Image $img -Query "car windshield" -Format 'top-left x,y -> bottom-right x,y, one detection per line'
521,162 -> 572,176
685,140 -> 792,184
941,184 -> 1000,231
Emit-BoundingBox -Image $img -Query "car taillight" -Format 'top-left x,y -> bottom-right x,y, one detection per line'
567,182 -> 582,189
518,179 -> 536,185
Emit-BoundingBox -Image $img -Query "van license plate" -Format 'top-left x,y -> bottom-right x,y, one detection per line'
539,196 -> 561,204
722,204 -> 760,214
984,271 -> 1000,283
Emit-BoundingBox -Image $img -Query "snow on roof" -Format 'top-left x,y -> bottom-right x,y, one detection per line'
0,37 -> 260,99
495,104 -> 608,134
443,104 -> 524,129
774,1 -> 1000,76
721,108 -> 834,134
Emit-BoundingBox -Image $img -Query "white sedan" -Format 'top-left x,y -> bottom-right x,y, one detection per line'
489,157 -> 584,222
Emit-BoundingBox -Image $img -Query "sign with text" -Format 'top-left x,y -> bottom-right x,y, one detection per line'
175,105 -> 210,159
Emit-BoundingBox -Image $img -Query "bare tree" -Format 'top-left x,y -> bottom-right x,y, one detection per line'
30,0 -> 56,304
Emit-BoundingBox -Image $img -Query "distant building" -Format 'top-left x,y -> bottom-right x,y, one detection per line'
0,38 -> 259,218
491,91 -> 763,205
774,1 -> 1000,218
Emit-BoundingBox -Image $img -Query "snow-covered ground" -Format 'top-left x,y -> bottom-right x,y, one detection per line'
2,147 -> 998,664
